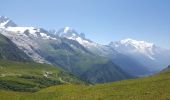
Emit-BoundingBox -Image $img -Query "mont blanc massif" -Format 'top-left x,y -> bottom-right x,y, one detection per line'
0,16 -> 170,100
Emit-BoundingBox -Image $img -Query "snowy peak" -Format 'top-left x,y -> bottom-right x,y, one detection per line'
0,16 -> 17,27
55,27 -> 85,40
63,27 -> 73,33
120,38 -> 154,47
54,27 -> 103,51
57,27 -> 80,38
110,38 -> 156,60
110,38 -> 155,50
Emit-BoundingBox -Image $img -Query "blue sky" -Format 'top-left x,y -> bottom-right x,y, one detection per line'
0,0 -> 170,49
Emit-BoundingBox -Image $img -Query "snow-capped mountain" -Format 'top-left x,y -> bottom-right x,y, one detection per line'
54,27 -> 170,75
56,27 -> 95,46
0,28 -> 48,63
56,27 -> 84,38
110,38 -> 156,60
0,16 -> 58,63
0,25 -> 57,63
55,27 -> 118,56
0,16 -> 169,82
54,28 -> 153,76
0,16 -> 17,27
0,17 -> 132,83
110,38 -> 170,71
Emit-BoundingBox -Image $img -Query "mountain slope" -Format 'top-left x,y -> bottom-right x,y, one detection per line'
0,28 -> 131,83
0,33 -> 31,62
0,60 -> 85,92
0,27 -> 54,63
81,61 -> 132,83
55,27 -> 152,76
34,37 -> 131,83
55,27 -> 118,57
0,18 -> 132,83
56,27 -> 170,76
1,66 -> 170,100
110,53 -> 151,76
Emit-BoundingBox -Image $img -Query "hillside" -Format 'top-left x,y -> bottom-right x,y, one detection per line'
0,66 -> 170,100
0,60 -> 85,92
0,26 -> 132,83
0,33 -> 31,62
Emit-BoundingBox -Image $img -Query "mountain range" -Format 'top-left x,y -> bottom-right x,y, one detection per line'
0,16 -> 170,83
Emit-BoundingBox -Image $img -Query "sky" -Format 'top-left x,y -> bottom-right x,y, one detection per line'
0,0 -> 170,49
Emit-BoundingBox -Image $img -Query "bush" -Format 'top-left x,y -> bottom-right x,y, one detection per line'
0,80 -> 38,92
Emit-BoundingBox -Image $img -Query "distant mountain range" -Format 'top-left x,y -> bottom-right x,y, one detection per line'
0,16 -> 170,83
110,39 -> 170,72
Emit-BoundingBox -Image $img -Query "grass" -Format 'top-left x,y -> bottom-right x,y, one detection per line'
1,63 -> 170,100
0,60 -> 85,92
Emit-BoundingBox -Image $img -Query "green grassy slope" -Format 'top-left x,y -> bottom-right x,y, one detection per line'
0,60 -> 85,92
1,65 -> 170,100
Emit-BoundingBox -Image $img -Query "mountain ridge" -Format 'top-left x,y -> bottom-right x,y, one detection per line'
0,16 -> 170,83
0,17 -> 132,83
110,38 -> 170,71
0,16 -> 17,27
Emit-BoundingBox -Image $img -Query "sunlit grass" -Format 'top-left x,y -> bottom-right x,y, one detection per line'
1,64 -> 170,100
